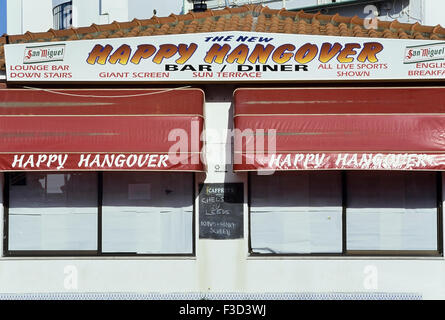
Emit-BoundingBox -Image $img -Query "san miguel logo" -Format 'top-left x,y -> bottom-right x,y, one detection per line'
404,43 -> 445,64
23,44 -> 65,64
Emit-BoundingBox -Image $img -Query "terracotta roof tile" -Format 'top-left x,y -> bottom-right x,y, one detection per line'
1,4 -> 445,72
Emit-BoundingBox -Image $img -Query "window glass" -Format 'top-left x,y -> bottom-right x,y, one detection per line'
8,172 -> 98,251
53,2 -> 72,30
250,171 -> 343,254
346,171 -> 438,251
102,172 -> 193,254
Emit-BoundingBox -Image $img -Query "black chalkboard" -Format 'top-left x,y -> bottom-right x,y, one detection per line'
198,183 -> 244,239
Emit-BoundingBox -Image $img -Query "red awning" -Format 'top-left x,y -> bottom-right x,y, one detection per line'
0,88 -> 205,171
234,87 -> 445,171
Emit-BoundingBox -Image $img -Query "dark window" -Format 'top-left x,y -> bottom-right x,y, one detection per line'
53,2 -> 73,30
249,171 -> 442,256
346,172 -> 439,253
250,171 -> 342,254
4,172 -> 195,257
7,172 -> 98,252
101,172 -> 193,254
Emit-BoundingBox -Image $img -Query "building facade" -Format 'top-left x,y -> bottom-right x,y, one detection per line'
0,3 -> 445,300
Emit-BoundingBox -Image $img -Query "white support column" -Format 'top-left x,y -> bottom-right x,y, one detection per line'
196,100 -> 248,294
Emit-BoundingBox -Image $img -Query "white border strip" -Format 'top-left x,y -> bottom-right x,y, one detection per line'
0,292 -> 423,300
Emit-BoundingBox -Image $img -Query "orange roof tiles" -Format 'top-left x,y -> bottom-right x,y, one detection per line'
1,4 -> 445,72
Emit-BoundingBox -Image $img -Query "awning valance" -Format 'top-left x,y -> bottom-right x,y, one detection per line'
233,87 -> 445,171
0,88 -> 205,171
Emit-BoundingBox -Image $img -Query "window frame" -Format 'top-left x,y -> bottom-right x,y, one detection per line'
248,171 -> 443,257
53,2 -> 73,31
3,171 -> 196,257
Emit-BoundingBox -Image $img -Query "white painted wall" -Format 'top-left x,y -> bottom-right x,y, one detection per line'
69,0 -> 445,30
6,0 -> 53,34
378,0 -> 445,26
71,0 -> 100,27
53,0 -> 69,6
422,0 -> 445,26
97,0 -> 128,24
129,0 -> 183,19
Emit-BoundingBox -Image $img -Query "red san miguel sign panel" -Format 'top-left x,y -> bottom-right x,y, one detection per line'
4,31 -> 445,81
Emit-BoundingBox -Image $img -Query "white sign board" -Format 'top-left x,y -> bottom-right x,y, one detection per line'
4,31 -> 445,82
